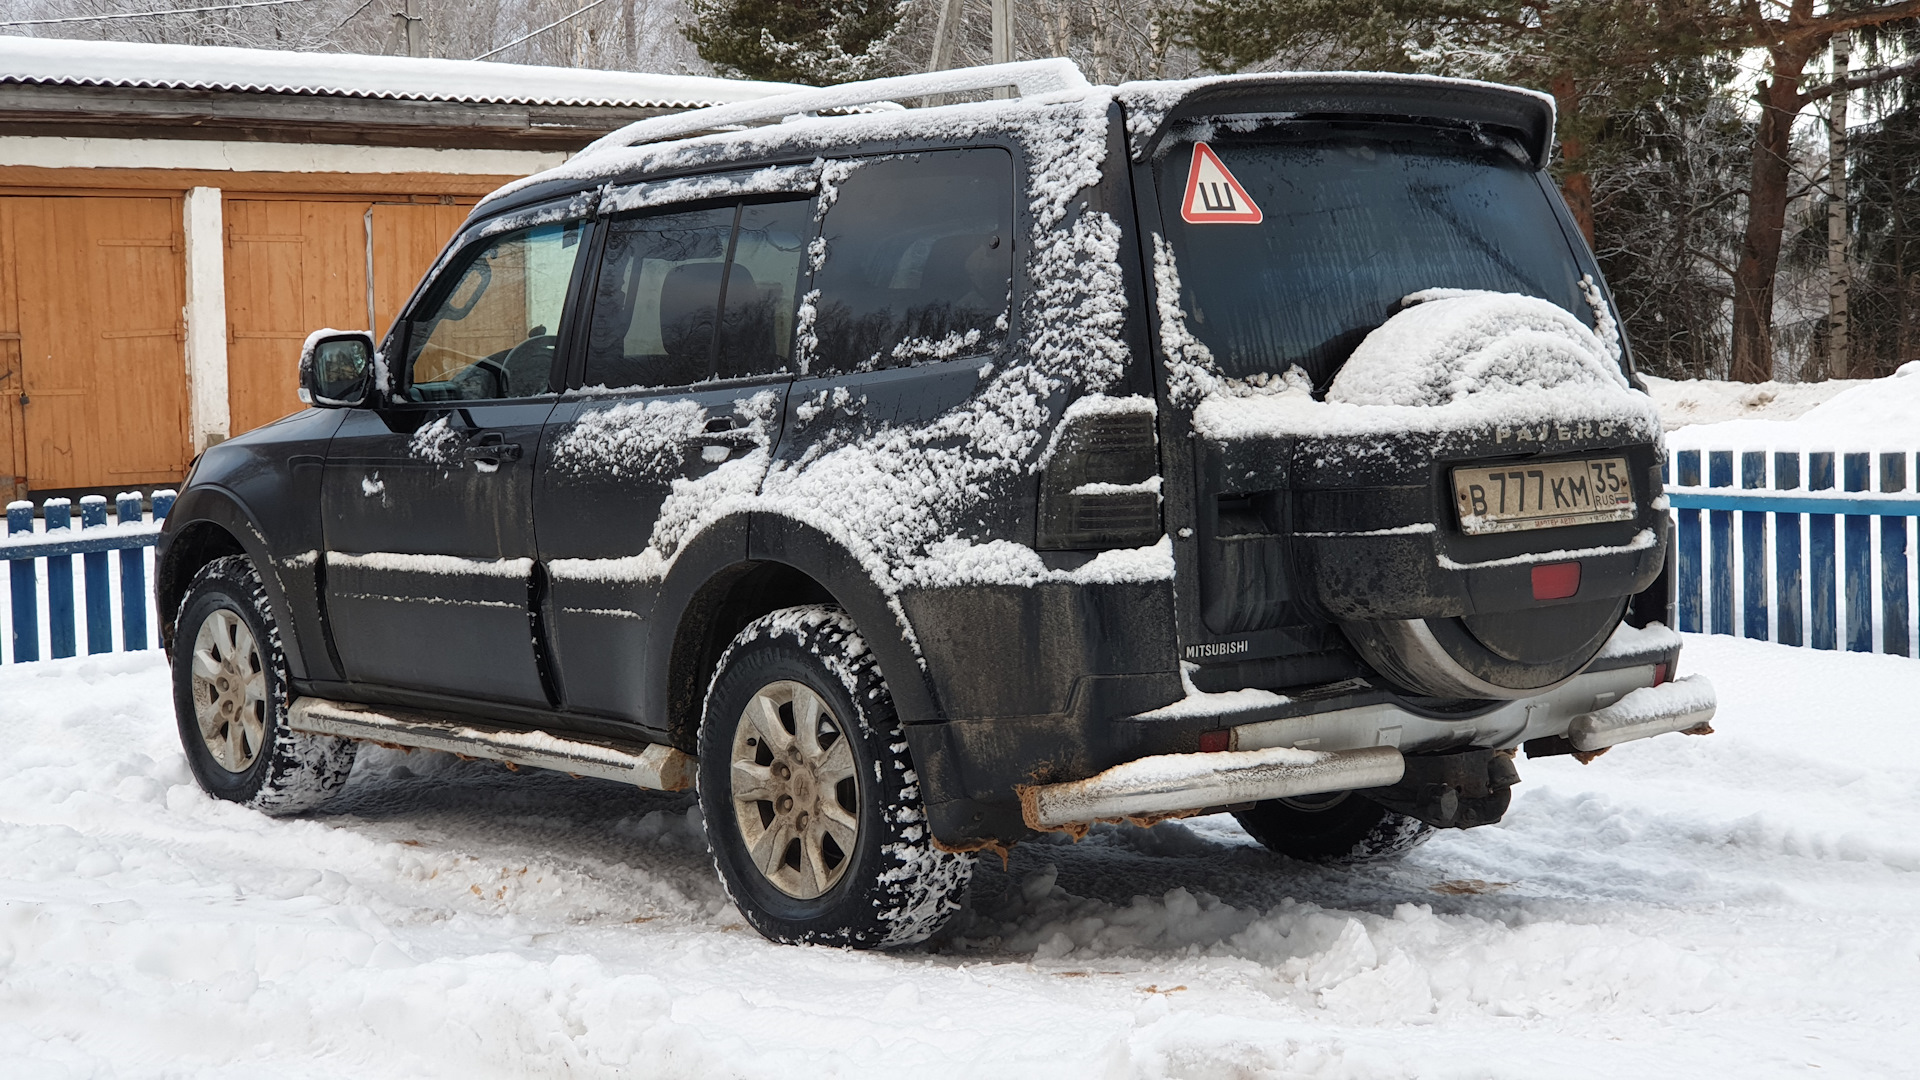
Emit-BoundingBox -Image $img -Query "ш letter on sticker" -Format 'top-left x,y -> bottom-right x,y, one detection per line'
1181,143 -> 1263,224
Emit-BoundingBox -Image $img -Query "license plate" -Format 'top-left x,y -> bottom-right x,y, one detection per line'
1452,456 -> 1635,534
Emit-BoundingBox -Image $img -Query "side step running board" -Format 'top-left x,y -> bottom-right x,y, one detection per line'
1020,744 -> 1406,832
287,697 -> 695,792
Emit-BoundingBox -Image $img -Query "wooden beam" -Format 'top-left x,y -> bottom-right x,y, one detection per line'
0,84 -> 683,151
0,166 -> 518,197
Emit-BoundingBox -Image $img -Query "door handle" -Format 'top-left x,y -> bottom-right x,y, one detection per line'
462,440 -> 522,464
691,415 -> 753,447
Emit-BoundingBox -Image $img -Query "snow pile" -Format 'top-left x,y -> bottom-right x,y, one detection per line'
4,635 -> 1919,1075
1665,359 -> 1920,454
1177,284 -> 1661,445
1641,374 -> 1865,432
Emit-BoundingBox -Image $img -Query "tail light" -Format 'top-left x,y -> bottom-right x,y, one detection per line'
1037,406 -> 1161,549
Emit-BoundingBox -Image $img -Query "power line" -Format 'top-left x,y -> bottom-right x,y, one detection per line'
0,0 -> 315,28
471,0 -> 614,61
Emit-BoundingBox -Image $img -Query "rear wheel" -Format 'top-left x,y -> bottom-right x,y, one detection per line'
1233,791 -> 1434,864
172,555 -> 356,814
698,606 -> 973,948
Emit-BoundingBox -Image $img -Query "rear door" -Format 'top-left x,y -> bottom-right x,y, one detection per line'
535,194 -> 813,721
321,206 -> 589,706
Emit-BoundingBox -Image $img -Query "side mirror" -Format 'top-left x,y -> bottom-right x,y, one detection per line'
299,330 -> 375,408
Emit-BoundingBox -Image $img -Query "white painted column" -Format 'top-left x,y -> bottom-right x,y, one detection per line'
182,186 -> 229,452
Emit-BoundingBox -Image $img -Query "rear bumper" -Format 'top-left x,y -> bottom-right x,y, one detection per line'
1016,662 -> 1716,832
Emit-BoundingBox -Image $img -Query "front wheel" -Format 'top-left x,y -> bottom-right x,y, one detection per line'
172,555 -> 356,814
1233,791 -> 1435,864
698,606 -> 973,948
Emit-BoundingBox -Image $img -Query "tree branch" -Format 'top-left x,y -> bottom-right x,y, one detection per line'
1803,52 -> 1920,103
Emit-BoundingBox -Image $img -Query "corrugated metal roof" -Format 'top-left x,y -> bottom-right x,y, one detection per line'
0,35 -> 799,109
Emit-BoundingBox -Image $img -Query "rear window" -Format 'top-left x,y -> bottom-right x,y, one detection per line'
1156,123 -> 1591,388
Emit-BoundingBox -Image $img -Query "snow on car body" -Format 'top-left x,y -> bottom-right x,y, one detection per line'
156,60 -> 1713,948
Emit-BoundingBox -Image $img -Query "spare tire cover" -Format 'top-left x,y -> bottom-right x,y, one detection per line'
1343,597 -> 1626,700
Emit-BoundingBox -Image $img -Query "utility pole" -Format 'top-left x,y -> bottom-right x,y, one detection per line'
1829,31 -> 1852,379
991,0 -> 1013,65
396,0 -> 424,58
927,0 -> 962,72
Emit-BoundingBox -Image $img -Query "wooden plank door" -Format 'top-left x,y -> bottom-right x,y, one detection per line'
370,202 -> 470,339
0,201 -> 25,501
10,196 -> 189,491
224,199 -> 372,437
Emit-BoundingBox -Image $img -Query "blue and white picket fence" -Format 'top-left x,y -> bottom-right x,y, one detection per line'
1,491 -> 173,664
2,457 -> 1915,666
1666,448 -> 1919,657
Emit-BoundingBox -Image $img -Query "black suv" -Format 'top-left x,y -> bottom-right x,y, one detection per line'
160,61 -> 1715,949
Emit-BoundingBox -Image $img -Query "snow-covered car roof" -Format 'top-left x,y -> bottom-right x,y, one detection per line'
0,35 -> 799,109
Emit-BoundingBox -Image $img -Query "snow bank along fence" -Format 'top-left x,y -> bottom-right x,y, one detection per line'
1666,449 -> 1919,657
3,492 -> 173,663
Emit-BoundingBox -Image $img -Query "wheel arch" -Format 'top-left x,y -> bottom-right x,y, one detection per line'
156,486 -> 309,679
651,512 -> 941,753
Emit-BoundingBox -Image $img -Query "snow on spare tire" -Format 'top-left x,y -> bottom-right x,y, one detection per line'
1326,290 -> 1632,410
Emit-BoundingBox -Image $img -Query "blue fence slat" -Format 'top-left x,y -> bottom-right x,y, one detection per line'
44,498 -> 75,659
1741,451 -> 1768,641
1844,454 -> 1873,653
1708,450 -> 1735,636
1809,453 -> 1837,651
1775,452 -> 1804,647
80,496 -> 111,654
1884,454 -> 1911,658
7,501 -> 34,663
116,493 -> 147,651
1676,449 -> 1702,632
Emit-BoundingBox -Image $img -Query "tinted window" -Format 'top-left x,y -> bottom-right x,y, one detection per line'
405,221 -> 582,402
1157,125 -> 1590,387
584,206 -> 735,390
717,201 -> 811,380
584,200 -> 810,390
809,149 -> 1014,375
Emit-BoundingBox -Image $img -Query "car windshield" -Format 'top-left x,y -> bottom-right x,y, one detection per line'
1155,122 -> 1593,389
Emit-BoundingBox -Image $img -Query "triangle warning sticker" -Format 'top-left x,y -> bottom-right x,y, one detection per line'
1181,142 -> 1262,224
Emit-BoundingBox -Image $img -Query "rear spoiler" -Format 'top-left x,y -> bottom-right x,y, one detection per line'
1119,73 -> 1557,169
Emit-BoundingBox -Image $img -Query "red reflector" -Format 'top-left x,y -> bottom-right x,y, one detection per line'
1653,663 -> 1670,686
1199,730 -> 1231,753
1531,561 -> 1581,600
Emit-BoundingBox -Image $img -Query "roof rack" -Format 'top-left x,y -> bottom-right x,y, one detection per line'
578,59 -> 1091,158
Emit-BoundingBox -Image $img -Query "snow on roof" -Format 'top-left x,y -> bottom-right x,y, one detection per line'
0,34 -> 799,109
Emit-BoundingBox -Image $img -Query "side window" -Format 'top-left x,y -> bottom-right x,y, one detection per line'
716,201 -> 811,380
582,199 -> 809,391
405,221 -> 583,402
808,149 -> 1014,375
584,206 -> 734,390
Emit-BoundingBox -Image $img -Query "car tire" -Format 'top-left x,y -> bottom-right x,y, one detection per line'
172,554 -> 357,814
698,605 -> 974,948
1233,791 -> 1435,864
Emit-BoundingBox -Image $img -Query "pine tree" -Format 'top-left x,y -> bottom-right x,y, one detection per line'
683,0 -> 908,84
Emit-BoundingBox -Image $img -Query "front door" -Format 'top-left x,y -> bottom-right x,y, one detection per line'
322,213 -> 587,706
535,196 -> 813,722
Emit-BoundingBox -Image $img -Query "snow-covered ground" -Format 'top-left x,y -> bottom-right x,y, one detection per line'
1641,373 -> 1867,431
4,633 -> 1916,1078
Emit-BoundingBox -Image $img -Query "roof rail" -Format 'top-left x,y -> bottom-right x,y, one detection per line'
578,58 -> 1091,158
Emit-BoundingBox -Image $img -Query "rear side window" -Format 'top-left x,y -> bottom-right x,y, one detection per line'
808,149 -> 1014,375
584,200 -> 811,391
404,221 -> 583,402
